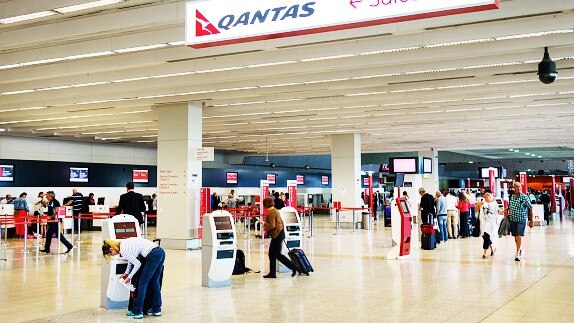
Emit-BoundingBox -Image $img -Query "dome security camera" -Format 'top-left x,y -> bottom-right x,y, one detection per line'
538,47 -> 557,84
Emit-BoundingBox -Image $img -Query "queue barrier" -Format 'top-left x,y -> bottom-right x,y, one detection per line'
0,215 -> 64,255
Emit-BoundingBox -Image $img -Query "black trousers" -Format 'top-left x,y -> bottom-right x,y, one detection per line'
482,232 -> 492,250
44,222 -> 73,251
268,230 -> 295,273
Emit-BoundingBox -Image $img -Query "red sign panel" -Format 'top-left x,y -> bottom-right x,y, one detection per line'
133,169 -> 149,183
296,175 -> 305,185
321,176 -> 329,185
266,173 -> 276,185
226,172 -> 238,184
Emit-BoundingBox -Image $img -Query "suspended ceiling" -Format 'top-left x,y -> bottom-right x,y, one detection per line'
1,0 -> 574,157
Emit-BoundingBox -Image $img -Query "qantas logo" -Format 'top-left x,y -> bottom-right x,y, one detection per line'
195,2 -> 316,37
196,10 -> 220,36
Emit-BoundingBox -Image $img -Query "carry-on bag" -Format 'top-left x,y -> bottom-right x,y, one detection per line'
284,242 -> 314,275
421,224 -> 435,235
421,233 -> 437,250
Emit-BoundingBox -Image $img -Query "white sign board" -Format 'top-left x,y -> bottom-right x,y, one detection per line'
186,0 -> 499,48
194,147 -> 215,161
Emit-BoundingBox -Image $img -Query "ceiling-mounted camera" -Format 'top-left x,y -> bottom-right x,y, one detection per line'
538,47 -> 557,84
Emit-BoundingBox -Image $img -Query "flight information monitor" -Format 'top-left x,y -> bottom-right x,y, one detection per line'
214,216 -> 232,230
113,222 -> 138,239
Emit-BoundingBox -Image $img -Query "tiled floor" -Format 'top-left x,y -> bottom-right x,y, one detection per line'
1,211 -> 573,322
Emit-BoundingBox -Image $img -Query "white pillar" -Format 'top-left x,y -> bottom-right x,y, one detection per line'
156,102 -> 203,250
418,150 -> 439,194
331,134 -> 362,222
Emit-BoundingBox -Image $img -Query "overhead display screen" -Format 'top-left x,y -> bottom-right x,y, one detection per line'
214,216 -> 232,230
266,173 -> 276,185
296,175 -> 305,185
226,172 -> 238,184
391,158 -> 418,174
0,165 -> 14,182
321,176 -> 329,185
113,222 -> 138,239
480,168 -> 499,178
133,169 -> 149,183
423,158 -> 432,174
70,167 -> 89,182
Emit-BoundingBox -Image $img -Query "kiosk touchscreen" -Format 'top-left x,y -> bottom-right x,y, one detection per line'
387,197 -> 412,259
202,211 -> 237,288
100,214 -> 141,309
278,207 -> 302,273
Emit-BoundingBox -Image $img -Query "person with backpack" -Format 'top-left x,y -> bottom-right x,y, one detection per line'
258,197 -> 297,278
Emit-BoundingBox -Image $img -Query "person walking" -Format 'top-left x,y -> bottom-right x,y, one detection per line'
40,191 -> 73,254
102,238 -> 165,319
258,197 -> 297,278
507,182 -> 533,261
435,191 -> 448,242
477,190 -> 500,259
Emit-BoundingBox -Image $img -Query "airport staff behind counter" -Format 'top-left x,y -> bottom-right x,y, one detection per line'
102,238 -> 165,319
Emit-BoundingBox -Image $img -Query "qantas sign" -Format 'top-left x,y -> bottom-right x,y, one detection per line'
185,0 -> 499,48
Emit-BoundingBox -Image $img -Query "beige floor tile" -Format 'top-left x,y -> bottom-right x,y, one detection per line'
0,212 -> 573,322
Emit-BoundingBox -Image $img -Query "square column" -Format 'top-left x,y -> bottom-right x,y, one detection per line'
156,102 -> 203,250
331,134 -> 362,222
418,150 -> 439,195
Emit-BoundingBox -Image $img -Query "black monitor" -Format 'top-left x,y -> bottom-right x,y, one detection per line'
63,196 -> 72,206
97,197 -> 105,205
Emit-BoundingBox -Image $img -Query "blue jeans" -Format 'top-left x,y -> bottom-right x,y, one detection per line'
437,215 -> 448,241
133,247 -> 165,315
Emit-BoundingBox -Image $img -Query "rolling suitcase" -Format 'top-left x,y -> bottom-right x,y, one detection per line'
285,242 -> 314,276
421,224 -> 436,250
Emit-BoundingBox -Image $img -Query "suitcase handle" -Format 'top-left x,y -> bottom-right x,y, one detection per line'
283,240 -> 291,252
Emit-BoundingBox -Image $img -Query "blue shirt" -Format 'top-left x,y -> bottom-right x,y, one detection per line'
436,195 -> 447,215
13,197 -> 28,211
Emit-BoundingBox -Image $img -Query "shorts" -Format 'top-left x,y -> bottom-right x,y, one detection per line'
510,220 -> 526,237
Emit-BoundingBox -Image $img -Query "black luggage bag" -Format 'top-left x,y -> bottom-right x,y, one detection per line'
285,242 -> 314,275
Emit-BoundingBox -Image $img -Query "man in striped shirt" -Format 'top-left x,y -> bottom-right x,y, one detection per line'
507,182 -> 533,261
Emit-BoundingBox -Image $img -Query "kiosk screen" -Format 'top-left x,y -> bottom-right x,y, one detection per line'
214,216 -> 232,230
399,200 -> 410,214
113,222 -> 138,239
283,212 -> 298,224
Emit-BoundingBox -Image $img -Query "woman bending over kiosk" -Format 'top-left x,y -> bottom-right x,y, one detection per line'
102,238 -> 165,319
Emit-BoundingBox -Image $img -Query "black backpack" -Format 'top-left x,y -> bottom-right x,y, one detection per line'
232,249 -> 251,275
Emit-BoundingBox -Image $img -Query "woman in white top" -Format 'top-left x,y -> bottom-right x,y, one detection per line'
476,191 -> 500,259
102,237 -> 165,319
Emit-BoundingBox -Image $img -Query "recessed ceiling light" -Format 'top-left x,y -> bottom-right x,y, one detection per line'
514,149 -> 520,152
0,128 -> 5,132
509,148 -> 514,151
469,161 -> 474,164
538,156 -> 542,158
0,11 -> 56,24
53,0 -> 125,14
525,153 -> 530,155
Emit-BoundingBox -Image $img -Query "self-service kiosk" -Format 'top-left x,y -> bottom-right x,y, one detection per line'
202,211 -> 237,288
277,207 -> 302,272
387,197 -> 412,259
100,214 -> 141,309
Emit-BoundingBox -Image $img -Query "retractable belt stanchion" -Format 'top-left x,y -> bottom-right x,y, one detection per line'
57,217 -> 61,254
309,208 -> 314,238
352,209 -> 356,232
20,217 -> 30,253
334,208 -> 341,235
0,218 -> 7,261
